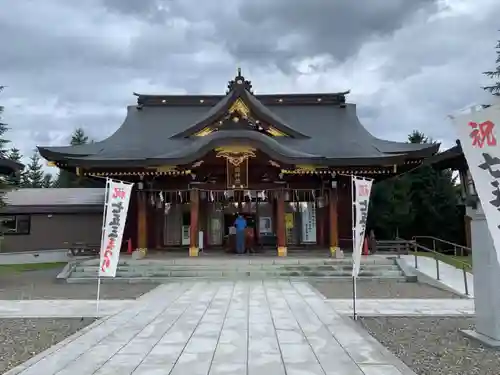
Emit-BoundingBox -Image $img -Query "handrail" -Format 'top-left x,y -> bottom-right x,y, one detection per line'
412,235 -> 472,256
396,237 -> 471,296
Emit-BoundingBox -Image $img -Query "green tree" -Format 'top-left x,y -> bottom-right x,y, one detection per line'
408,130 -> 428,144
368,131 -> 461,245
0,86 -> 10,158
71,127 -> 89,145
54,127 -> 92,188
42,173 -> 53,188
24,150 -> 44,188
0,86 -> 12,207
6,147 -> 23,186
406,132 -> 460,242
483,38 -> 500,96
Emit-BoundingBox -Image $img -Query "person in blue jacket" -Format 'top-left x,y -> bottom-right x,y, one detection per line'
234,214 -> 247,254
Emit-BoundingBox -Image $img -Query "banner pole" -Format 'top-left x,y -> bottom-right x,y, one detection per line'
96,178 -> 110,316
352,275 -> 357,320
351,175 -> 357,320
96,277 -> 101,315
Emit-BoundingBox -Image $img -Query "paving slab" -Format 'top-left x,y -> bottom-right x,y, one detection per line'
5,281 -> 416,375
0,300 -> 138,318
328,298 -> 475,316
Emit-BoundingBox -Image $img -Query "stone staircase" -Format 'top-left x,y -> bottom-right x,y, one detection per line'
63,256 -> 411,283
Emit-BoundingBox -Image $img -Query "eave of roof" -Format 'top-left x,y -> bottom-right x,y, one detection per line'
424,143 -> 467,170
56,129 -> 411,167
0,205 -> 103,214
0,157 -> 24,175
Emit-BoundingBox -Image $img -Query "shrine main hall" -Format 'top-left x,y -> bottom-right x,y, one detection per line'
38,71 -> 438,256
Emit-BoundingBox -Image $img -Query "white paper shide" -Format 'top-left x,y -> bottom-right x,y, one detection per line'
99,180 -> 134,277
352,176 -> 373,277
451,104 -> 500,264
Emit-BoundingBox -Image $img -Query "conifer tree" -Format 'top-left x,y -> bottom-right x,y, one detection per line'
42,173 -> 53,188
25,150 -> 44,188
71,127 -> 89,145
483,38 -> 500,96
54,127 -> 94,188
0,86 -> 12,207
6,148 -> 23,186
0,86 -> 10,158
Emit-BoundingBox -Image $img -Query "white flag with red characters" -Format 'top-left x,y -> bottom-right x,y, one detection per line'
451,104 -> 500,264
99,179 -> 134,277
352,176 -> 373,278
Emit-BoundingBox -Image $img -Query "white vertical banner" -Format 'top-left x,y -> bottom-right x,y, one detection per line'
351,176 -> 374,278
99,179 -> 134,277
451,104 -> 500,264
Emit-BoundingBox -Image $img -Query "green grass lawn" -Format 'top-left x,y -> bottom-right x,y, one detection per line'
0,262 -> 66,274
414,251 -> 472,272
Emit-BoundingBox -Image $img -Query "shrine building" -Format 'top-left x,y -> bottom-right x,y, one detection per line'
38,70 -> 438,257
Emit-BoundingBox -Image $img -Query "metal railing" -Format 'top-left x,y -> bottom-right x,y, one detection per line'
396,237 -> 471,296
412,235 -> 472,256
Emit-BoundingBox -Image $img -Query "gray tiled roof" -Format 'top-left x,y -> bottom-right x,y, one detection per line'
38,87 -> 438,166
3,188 -> 105,206
0,156 -> 24,175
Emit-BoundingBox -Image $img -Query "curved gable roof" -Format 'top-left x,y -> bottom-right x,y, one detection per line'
38,72 -> 438,167
169,85 -> 308,139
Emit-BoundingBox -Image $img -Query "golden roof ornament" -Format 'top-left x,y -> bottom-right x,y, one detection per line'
227,68 -> 253,93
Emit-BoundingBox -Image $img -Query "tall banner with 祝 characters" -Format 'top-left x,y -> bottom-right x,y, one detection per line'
99,179 -> 134,277
351,176 -> 374,278
451,104 -> 500,264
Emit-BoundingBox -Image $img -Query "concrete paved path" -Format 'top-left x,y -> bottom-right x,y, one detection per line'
5,281 -> 415,375
328,298 -> 475,316
400,255 -> 474,297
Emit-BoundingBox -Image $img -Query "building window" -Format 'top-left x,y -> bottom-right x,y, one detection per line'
0,215 -> 30,235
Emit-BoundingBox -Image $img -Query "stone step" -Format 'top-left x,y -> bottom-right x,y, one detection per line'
72,264 -> 400,273
69,269 -> 404,278
67,256 -> 405,282
80,258 -> 396,267
67,274 -> 407,284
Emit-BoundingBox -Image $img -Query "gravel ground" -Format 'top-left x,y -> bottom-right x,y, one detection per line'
0,318 -> 95,373
360,316 -> 500,375
310,279 -> 462,299
0,268 -> 159,300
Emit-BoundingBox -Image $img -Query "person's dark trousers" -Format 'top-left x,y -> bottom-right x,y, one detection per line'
236,230 -> 245,254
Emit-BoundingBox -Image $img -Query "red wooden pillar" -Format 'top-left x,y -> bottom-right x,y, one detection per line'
137,190 -> 148,252
155,200 -> 164,249
317,203 -> 325,247
189,189 -> 199,256
276,189 -> 287,256
329,187 -> 339,256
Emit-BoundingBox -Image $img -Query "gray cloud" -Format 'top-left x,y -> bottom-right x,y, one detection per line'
0,0 -> 498,171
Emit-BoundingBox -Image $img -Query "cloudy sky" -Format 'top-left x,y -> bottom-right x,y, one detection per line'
0,0 -> 499,169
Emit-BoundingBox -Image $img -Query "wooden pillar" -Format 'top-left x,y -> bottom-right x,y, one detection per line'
276,190 -> 287,256
155,201 -> 163,249
137,190 -> 148,252
329,187 -> 339,256
189,189 -> 199,257
317,204 -> 325,247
